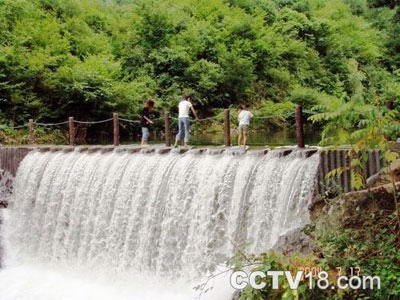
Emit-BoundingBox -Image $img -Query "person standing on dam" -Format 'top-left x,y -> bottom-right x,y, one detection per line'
174,95 -> 199,147
237,105 -> 253,148
140,99 -> 159,146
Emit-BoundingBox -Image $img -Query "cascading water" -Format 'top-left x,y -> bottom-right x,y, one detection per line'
0,148 -> 319,300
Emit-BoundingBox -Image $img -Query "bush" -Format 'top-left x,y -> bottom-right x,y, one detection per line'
0,127 -> 67,145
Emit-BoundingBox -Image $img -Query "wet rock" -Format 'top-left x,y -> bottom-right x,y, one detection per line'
171,147 -> 190,154
127,147 -> 142,153
189,148 -> 207,154
0,169 -> 13,208
0,200 -> 6,209
208,148 -> 225,155
273,227 -> 313,255
156,147 -> 172,154
0,213 -> 3,268
304,149 -> 318,158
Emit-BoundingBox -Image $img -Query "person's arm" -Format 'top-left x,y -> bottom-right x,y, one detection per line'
190,105 -> 199,120
144,116 -> 154,124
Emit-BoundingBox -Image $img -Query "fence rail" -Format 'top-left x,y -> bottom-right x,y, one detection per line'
1,105 -> 309,147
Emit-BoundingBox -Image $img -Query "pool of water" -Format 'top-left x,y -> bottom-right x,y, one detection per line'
69,122 -> 322,147
190,126 -> 321,147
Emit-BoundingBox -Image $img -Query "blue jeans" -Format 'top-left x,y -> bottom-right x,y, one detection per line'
175,117 -> 190,143
141,127 -> 150,141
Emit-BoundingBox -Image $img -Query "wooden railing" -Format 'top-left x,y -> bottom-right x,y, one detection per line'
2,105 -> 308,147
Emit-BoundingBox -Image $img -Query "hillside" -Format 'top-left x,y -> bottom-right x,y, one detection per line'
0,0 -> 399,127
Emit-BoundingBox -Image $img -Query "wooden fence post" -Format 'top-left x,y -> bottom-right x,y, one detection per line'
113,112 -> 120,146
224,108 -> 231,147
295,104 -> 305,148
68,117 -> 75,146
164,111 -> 171,147
28,119 -> 35,145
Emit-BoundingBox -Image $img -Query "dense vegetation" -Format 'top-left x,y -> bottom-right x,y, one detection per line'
0,0 -> 399,144
230,184 -> 400,299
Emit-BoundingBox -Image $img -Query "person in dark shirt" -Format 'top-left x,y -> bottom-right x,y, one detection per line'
140,99 -> 158,146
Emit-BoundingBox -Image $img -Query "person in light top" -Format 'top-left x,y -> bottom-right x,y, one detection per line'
237,105 -> 253,148
174,95 -> 199,147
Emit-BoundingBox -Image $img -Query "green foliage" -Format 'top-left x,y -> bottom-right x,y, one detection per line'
310,52 -> 400,148
0,127 -> 67,145
314,194 -> 400,299
310,57 -> 400,188
227,251 -> 325,300
0,0 -> 398,131
0,0 -> 130,124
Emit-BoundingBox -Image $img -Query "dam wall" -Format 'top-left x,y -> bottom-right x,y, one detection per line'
0,146 -> 383,198
0,147 -> 33,177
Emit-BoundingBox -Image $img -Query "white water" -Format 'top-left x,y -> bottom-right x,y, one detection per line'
0,148 -> 319,300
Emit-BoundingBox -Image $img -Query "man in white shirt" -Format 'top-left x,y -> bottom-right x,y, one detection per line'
174,95 -> 199,147
238,105 -> 253,148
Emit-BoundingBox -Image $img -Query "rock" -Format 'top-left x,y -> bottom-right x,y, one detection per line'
0,218 -> 3,268
0,169 -> 13,208
389,159 -> 400,181
311,181 -> 399,234
366,158 -> 400,188
309,197 -> 326,223
366,173 -> 381,187
273,227 -> 314,255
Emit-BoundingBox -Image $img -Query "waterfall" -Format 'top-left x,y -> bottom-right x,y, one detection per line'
0,148 -> 319,299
